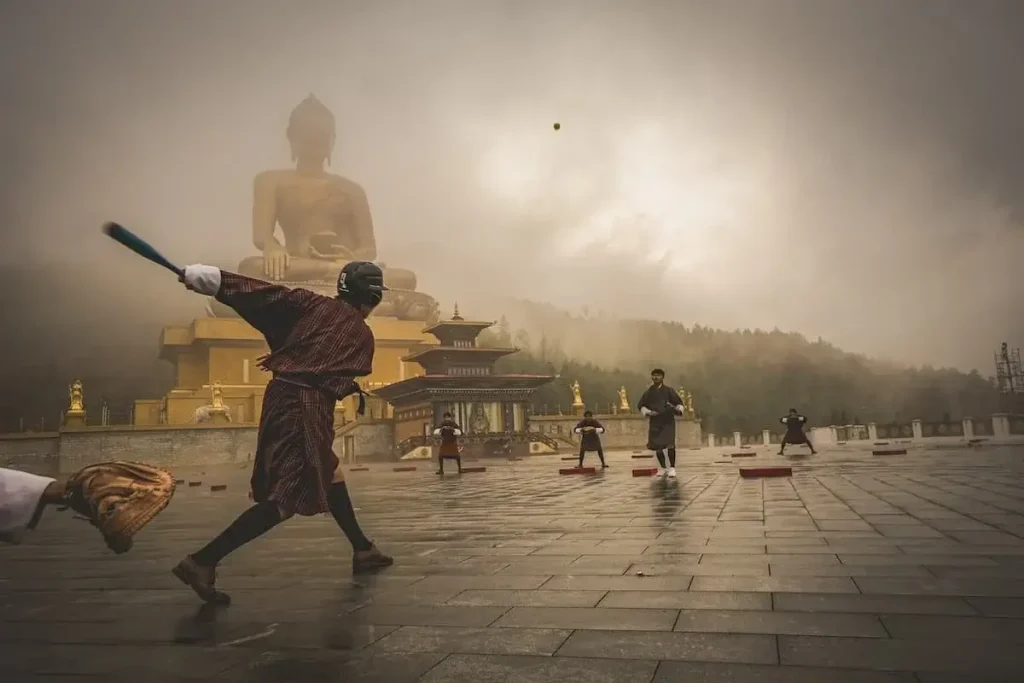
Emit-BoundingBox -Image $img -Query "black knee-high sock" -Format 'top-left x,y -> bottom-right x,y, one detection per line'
654,450 -> 667,468
327,482 -> 373,552
578,444 -> 586,468
597,448 -> 606,466
192,501 -> 283,566
667,448 -> 677,467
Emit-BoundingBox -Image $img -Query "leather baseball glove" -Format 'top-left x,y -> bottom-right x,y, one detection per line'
61,461 -> 176,554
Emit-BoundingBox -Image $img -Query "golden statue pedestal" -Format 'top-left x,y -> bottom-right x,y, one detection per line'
134,315 -> 438,426
63,411 -> 87,429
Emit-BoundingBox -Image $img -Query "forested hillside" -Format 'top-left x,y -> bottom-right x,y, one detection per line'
479,300 -> 1001,436
0,266 -> 1003,435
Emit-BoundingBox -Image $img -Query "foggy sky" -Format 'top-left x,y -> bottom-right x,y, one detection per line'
1,0 -> 1021,372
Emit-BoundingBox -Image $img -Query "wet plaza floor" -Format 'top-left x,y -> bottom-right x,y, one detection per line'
3,444 -> 1024,682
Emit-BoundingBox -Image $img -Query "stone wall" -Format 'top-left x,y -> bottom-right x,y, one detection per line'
335,420 -> 395,463
0,433 -> 60,474
0,420 -> 400,474
528,414 -> 702,449
0,425 -> 256,475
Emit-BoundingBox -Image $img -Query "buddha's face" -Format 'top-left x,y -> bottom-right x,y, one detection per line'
287,107 -> 335,164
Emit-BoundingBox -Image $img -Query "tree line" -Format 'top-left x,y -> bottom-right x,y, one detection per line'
480,310 -> 1003,436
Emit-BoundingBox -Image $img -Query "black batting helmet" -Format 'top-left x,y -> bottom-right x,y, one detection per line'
337,261 -> 388,308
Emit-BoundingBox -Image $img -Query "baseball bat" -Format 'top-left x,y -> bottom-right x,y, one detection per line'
102,222 -> 184,277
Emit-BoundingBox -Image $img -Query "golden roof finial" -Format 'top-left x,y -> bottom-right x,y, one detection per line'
452,302 -> 463,321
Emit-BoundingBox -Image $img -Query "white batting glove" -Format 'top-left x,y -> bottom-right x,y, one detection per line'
640,407 -> 653,417
674,404 -> 685,414
182,264 -> 222,296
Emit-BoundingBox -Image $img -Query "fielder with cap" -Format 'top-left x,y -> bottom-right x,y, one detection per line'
170,262 -> 393,605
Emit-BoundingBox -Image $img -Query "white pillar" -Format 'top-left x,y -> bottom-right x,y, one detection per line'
242,359 -> 251,384
829,425 -> 838,442
707,433 -> 715,447
912,419 -> 923,440
733,431 -> 741,447
993,414 -> 1010,438
868,423 -> 878,441
762,429 -> 771,446
962,418 -> 974,439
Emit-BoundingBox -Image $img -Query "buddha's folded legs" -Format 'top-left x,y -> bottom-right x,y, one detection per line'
237,256 -> 417,291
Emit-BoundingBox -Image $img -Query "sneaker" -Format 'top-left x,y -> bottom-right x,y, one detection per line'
656,468 -> 666,477
667,467 -> 677,478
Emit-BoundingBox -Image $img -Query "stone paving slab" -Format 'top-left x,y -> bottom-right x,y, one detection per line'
2,444 -> 1024,680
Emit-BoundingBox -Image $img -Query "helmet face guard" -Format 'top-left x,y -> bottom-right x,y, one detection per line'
337,261 -> 388,309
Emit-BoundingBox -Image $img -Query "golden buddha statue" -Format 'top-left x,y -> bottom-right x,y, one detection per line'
211,94 -> 436,321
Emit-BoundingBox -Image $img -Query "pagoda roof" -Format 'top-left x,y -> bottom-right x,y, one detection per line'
401,346 -> 518,363
421,319 -> 495,336
372,373 -> 553,403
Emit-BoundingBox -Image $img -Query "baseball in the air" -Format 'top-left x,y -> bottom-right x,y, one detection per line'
553,122 -> 561,131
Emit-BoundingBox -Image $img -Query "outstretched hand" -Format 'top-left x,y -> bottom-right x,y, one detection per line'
181,264 -> 223,296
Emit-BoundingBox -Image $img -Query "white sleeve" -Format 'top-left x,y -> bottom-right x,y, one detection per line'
640,407 -> 653,417
432,428 -> 441,435
596,427 -> 605,434
573,427 -> 582,434
674,404 -> 685,414
183,264 -> 222,296
0,468 -> 56,544
453,429 -> 462,436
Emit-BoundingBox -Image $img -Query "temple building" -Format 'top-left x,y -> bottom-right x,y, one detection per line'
373,306 -> 554,458
132,315 -> 434,426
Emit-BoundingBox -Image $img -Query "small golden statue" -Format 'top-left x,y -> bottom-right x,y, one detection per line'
618,386 -> 630,413
64,379 -> 87,428
678,388 -> 695,418
569,380 -> 585,415
211,381 -> 226,410
570,380 -> 584,406
68,379 -> 85,413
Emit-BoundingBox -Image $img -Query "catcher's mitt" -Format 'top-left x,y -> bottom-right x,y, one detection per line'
62,461 -> 175,554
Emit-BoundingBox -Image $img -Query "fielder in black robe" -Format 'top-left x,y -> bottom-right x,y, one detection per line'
779,408 -> 817,455
637,369 -> 686,477
573,411 -> 607,468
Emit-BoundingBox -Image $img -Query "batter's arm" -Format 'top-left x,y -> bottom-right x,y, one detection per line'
215,271 -> 319,340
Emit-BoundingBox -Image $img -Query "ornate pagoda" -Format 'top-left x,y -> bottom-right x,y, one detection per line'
373,305 -> 554,458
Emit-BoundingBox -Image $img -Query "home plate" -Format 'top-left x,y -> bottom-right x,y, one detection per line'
560,467 -> 597,475
739,466 -> 792,478
632,467 -> 658,477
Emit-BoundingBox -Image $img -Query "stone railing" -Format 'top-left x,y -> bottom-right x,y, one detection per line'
712,414 -> 1024,448
395,430 -> 558,458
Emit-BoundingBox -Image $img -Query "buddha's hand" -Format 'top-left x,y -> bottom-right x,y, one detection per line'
263,246 -> 290,281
